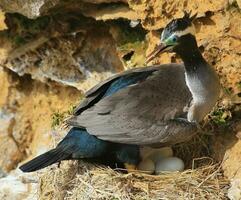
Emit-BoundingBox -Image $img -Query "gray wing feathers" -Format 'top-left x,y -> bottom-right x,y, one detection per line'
85,65 -> 165,97
68,64 -> 194,145
73,96 -> 97,115
73,66 -> 160,115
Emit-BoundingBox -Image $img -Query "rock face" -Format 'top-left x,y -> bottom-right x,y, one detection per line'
0,68 -> 81,172
0,169 -> 38,200
0,0 -> 240,199
0,13 -> 124,91
0,0 -> 60,19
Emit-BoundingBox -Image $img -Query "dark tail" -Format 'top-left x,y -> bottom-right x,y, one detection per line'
19,148 -> 70,172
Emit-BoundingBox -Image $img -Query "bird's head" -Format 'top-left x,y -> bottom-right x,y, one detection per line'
146,11 -> 197,63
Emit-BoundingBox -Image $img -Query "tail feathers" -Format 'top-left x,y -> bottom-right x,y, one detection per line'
19,148 -> 70,172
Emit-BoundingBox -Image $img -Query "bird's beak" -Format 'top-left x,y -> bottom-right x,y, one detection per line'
146,42 -> 170,64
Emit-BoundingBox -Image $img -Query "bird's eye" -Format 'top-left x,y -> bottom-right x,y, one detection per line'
172,35 -> 178,42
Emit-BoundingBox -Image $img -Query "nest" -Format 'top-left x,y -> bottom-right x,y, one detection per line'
38,132 -> 229,200
38,160 -> 228,200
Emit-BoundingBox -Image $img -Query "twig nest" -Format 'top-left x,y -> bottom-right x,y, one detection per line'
137,159 -> 155,174
155,157 -> 185,174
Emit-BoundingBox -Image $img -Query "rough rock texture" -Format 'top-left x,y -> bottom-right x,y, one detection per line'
0,169 -> 38,200
0,13 -> 123,91
0,0 -> 60,19
0,0 -> 240,199
0,67 -> 81,172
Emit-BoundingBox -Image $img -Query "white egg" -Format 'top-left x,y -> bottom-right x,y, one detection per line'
155,157 -> 185,174
140,147 -> 173,160
137,159 -> 155,174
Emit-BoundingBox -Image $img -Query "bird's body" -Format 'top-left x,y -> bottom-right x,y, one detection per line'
68,64 -> 197,146
20,12 -> 220,173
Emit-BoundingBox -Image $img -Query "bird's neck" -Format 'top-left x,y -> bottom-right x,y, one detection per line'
181,49 -> 206,73
175,35 -> 206,73
175,35 -> 220,122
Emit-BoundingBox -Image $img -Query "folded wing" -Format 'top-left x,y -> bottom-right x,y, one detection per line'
67,64 -> 196,146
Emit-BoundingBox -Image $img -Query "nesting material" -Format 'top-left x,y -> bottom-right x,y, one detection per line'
38,132 -> 230,199
39,159 -> 228,200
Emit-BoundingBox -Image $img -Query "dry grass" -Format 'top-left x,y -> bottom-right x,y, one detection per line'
37,127 -> 230,200
38,158 -> 229,200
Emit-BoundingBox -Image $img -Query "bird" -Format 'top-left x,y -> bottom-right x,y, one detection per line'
20,11 -> 220,173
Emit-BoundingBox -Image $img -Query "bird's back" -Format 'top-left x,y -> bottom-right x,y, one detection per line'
68,63 -> 196,147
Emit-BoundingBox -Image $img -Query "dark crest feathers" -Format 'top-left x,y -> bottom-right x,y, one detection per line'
183,10 -> 197,22
160,10 -> 197,39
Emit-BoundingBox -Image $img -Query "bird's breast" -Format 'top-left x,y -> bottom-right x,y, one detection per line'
185,67 -> 220,122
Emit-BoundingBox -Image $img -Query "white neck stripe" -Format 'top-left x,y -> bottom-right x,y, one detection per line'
161,25 -> 196,41
175,25 -> 195,37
